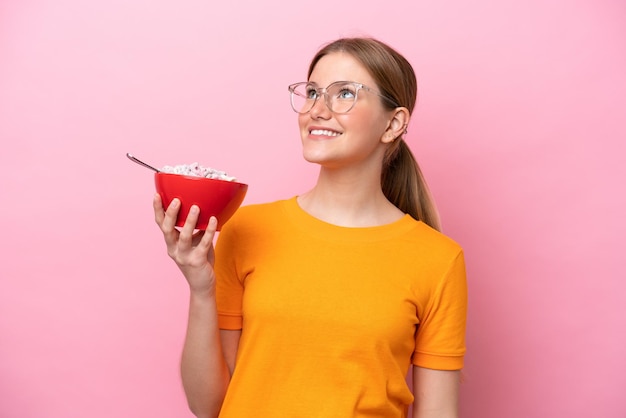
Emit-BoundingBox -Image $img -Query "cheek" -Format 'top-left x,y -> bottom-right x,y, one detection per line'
297,114 -> 308,133
345,113 -> 385,139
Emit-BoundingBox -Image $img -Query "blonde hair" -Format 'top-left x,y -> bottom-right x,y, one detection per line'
308,38 -> 442,231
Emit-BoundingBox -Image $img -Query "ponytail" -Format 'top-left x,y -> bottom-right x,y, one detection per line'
382,140 -> 441,231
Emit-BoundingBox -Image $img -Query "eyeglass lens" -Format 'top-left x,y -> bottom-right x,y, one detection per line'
291,82 -> 359,114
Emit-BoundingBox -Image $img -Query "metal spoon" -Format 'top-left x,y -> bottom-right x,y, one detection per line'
126,153 -> 160,173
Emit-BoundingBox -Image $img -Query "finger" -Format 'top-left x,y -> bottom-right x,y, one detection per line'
160,198 -> 183,248
153,193 -> 165,225
178,204 -> 200,249
162,198 -> 181,231
191,230 -> 206,247
197,216 -> 218,252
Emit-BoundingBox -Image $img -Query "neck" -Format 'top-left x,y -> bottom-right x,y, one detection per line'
297,166 -> 403,227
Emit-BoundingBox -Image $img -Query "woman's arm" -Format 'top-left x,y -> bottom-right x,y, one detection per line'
180,290 -> 237,418
154,195 -> 240,418
412,367 -> 461,418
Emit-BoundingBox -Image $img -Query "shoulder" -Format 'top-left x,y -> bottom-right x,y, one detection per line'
387,219 -> 467,285
219,198 -> 292,236
229,199 -> 288,222
235,199 -> 286,217
404,220 -> 464,258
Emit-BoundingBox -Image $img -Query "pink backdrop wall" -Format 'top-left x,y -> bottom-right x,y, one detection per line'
1,0 -> 624,417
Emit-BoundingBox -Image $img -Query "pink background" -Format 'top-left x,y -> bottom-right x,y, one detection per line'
1,0 -> 624,417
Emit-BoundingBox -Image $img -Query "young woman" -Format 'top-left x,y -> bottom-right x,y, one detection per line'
153,37 -> 467,418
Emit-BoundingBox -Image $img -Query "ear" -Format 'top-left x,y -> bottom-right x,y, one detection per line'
382,107 -> 410,144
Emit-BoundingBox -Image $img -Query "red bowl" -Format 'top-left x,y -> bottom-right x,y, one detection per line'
155,172 -> 248,231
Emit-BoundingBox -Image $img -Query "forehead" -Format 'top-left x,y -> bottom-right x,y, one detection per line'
308,52 -> 375,87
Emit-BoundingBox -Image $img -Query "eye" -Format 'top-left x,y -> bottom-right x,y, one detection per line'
332,83 -> 357,100
305,85 -> 319,99
338,89 -> 355,99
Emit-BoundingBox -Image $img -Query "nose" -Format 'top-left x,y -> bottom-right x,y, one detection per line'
309,93 -> 331,119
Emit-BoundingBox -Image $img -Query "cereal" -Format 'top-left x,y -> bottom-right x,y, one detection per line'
161,162 -> 237,181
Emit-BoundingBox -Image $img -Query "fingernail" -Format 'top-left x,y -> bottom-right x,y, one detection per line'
171,199 -> 179,208
190,205 -> 199,214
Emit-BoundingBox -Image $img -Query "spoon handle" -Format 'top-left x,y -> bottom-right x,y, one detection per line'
126,153 -> 160,173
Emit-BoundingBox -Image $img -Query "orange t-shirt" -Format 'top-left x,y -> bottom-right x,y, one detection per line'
215,198 -> 467,418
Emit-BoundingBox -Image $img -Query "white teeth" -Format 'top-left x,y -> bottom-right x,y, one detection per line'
311,129 -> 340,137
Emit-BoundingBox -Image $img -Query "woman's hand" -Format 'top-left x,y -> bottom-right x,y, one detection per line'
153,193 -> 219,295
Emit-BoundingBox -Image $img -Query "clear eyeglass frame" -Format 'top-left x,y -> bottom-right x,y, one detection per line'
288,81 -> 399,114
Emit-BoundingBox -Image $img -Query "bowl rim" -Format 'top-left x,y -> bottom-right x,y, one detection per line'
155,171 -> 248,186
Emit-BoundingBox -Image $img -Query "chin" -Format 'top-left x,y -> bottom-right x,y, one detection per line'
302,149 -> 328,164
302,151 -> 344,169
302,151 -> 323,164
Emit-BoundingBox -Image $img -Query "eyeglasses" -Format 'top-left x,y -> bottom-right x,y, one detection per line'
288,81 -> 399,114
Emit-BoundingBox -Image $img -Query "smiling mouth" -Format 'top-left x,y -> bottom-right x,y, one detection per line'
310,129 -> 341,137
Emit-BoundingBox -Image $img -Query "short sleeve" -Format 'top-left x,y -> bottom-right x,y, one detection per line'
413,250 -> 468,370
214,219 -> 244,330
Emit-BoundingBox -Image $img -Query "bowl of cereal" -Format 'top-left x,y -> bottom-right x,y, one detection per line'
154,162 -> 247,231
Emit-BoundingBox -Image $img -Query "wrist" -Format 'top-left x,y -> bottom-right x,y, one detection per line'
181,266 -> 216,297
188,284 -> 217,300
